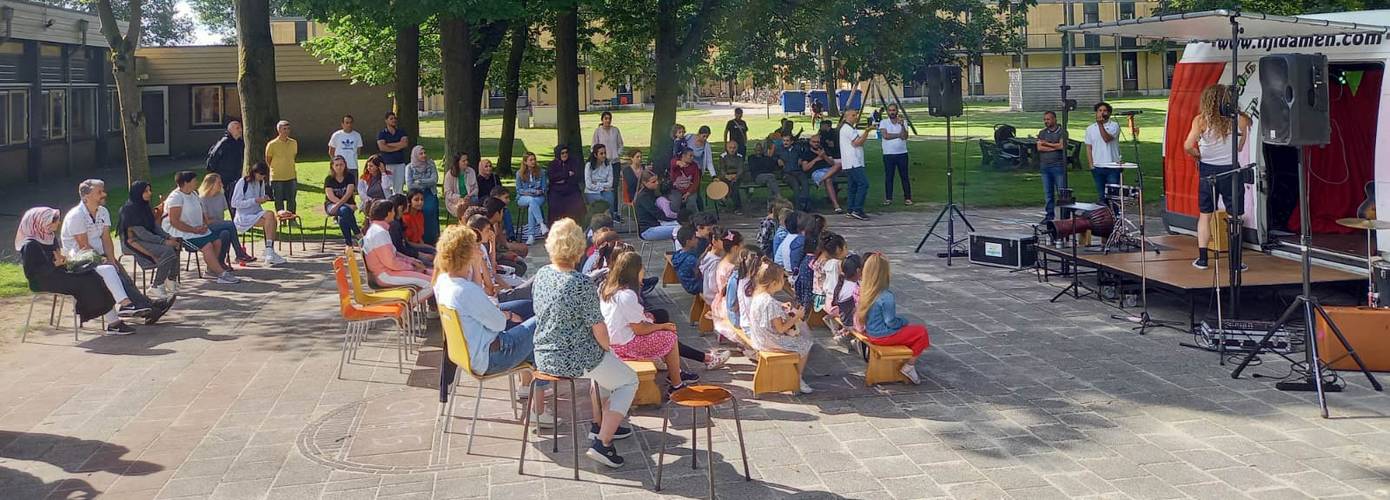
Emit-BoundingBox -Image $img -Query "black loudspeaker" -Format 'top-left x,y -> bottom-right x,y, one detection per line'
929,65 -> 963,117
924,66 -> 941,111
1259,54 -> 1330,146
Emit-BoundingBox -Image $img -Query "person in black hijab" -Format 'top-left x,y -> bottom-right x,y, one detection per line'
118,180 -> 181,299
546,144 -> 586,224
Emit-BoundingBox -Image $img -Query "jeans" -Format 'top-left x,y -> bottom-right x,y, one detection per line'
585,191 -> 619,219
207,220 -> 247,265
499,299 -> 534,322
1091,167 -> 1121,205
517,195 -> 546,238
845,167 -> 869,214
883,153 -> 910,201
1041,165 -> 1067,221
270,179 -> 297,214
326,203 -> 360,245
421,189 -> 440,245
581,352 -> 639,415
482,318 -> 538,376
785,170 -> 812,211
641,223 -> 678,243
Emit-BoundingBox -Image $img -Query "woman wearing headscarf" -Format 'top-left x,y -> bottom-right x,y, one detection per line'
118,181 -> 181,299
17,207 -> 170,334
546,144 -> 585,224
404,145 -> 440,245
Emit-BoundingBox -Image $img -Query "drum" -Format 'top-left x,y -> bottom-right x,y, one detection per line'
1104,183 -> 1140,200
1085,206 -> 1116,238
1044,206 -> 1116,240
706,179 -> 730,201
1374,260 -> 1390,308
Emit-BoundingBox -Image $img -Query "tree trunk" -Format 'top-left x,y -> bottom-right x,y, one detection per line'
236,0 -> 280,168
111,47 -> 149,182
497,21 -> 528,175
647,0 -> 680,164
440,18 -> 505,162
821,45 -> 839,117
554,5 -> 582,152
393,23 -> 420,147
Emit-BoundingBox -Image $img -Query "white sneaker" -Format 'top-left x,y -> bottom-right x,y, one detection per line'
162,280 -> 178,296
145,286 -> 167,301
264,248 -> 287,265
538,223 -> 549,236
216,272 -> 240,284
900,363 -> 921,385
798,379 -> 814,394
531,410 -> 557,429
704,350 -> 731,370
525,234 -> 536,246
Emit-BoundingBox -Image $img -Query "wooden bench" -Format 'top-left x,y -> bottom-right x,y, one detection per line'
729,326 -> 802,395
807,308 -> 827,329
662,253 -> 680,285
848,330 -> 915,386
625,360 -> 662,407
689,296 -> 715,334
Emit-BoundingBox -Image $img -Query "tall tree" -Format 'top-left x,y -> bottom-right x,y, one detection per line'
394,23 -> 421,142
92,0 -> 150,181
553,3 -> 583,151
497,20 -> 530,172
440,18 -> 508,161
235,0 -> 281,167
188,0 -> 294,43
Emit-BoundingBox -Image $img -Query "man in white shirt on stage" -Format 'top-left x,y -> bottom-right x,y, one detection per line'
1084,101 -> 1122,206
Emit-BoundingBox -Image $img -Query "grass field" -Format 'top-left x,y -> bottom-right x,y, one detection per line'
0,97 -> 1171,298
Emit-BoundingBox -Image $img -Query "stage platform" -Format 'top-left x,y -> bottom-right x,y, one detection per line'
1038,234 -> 1365,329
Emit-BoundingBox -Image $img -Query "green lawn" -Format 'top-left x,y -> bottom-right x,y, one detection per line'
0,96 -> 1170,298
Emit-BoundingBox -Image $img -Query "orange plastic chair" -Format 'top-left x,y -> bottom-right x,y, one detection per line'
437,303 -> 533,455
333,257 -> 408,378
345,247 -> 420,352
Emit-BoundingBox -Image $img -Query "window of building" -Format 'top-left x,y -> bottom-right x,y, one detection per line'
44,89 -> 66,140
1120,2 -> 1135,19
1165,50 -> 1179,89
295,21 -> 309,43
8,90 -> 27,144
191,85 -> 225,127
1083,3 -> 1100,48
1121,52 -> 1139,91
71,87 -> 96,138
968,56 -> 985,96
1085,53 -> 1101,66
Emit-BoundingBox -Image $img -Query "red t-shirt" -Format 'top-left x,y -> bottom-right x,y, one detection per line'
668,160 -> 701,196
401,211 -> 425,243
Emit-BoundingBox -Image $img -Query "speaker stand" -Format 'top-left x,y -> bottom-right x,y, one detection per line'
915,116 -> 973,263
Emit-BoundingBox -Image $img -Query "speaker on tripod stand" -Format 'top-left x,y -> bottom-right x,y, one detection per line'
915,64 -> 974,263
1231,53 -> 1382,418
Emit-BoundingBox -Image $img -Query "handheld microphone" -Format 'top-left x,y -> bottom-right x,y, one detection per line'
1115,110 -> 1143,116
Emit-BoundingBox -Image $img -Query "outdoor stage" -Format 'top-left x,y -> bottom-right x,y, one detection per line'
1037,234 -> 1366,329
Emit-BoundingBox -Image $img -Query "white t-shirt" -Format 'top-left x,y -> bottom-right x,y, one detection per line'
879,119 -> 908,155
600,288 -> 647,346
60,204 -> 110,257
164,189 -> 211,239
329,130 -> 364,171
838,123 -> 865,169
1084,121 -> 1122,167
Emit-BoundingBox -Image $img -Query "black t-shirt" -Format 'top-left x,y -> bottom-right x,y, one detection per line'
725,118 -> 748,145
377,128 -> 408,164
749,154 -> 778,176
324,173 -> 358,206
818,129 -> 840,159
799,147 -> 831,172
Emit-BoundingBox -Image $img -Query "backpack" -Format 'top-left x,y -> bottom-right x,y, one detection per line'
205,137 -> 226,171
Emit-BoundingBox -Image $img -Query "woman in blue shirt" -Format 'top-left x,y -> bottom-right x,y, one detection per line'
515,152 -> 549,245
855,253 -> 930,385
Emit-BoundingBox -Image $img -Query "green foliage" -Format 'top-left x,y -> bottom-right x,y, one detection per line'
303,14 -> 445,94
486,22 -> 554,94
1155,0 -> 1390,15
186,0 -> 296,43
35,0 -> 194,46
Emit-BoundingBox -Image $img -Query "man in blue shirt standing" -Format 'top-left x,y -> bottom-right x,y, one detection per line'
376,111 -> 411,195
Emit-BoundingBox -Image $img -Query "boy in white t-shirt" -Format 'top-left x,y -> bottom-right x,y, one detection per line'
328,115 -> 364,172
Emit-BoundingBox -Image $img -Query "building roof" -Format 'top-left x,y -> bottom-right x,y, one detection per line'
0,0 -> 127,48
136,44 -> 352,85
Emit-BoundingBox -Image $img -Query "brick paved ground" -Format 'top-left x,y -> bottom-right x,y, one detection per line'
2,208 -> 1388,500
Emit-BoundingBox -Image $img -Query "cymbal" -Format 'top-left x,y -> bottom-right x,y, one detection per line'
1336,217 -> 1390,230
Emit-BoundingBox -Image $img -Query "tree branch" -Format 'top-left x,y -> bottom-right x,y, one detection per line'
125,0 -> 144,49
675,0 -> 720,61
93,0 -> 125,50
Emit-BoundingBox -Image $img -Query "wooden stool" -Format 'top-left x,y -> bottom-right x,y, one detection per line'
625,360 -> 662,407
807,309 -> 827,329
518,371 -> 580,480
656,385 -> 750,498
276,212 -> 307,256
662,253 -> 680,285
731,327 -> 802,395
850,331 -> 915,385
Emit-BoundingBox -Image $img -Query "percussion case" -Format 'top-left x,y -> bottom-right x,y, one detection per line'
969,232 -> 1037,269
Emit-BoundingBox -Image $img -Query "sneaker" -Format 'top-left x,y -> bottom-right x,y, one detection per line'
851,212 -> 870,221
162,280 -> 178,296
904,199 -> 914,206
585,438 -> 624,468
882,199 -> 893,206
264,248 -> 287,266
1192,258 -> 1209,270
641,276 -> 659,294
1237,263 -> 1249,272
798,379 -> 814,394
235,255 -> 257,265
216,272 -> 241,284
529,410 -> 556,429
588,422 -> 633,440
103,321 -> 135,335
900,363 -> 921,385
679,370 -> 700,383
145,296 -> 175,325
704,350 -> 731,370
538,223 -> 549,236
833,207 -> 846,215
118,303 -> 151,318
145,286 -> 167,301
667,382 -> 689,395
525,234 -> 536,246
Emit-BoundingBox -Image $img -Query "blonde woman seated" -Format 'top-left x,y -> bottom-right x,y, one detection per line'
433,225 -> 553,425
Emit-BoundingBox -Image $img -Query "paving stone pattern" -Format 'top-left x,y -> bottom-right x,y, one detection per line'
1,209 -> 1388,499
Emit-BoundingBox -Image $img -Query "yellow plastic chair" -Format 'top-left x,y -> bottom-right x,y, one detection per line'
437,303 -> 532,455
344,247 -> 421,352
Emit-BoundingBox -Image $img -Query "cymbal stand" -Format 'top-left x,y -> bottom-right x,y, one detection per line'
1110,168 -> 1183,334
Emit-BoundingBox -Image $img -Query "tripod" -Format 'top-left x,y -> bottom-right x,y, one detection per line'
1230,148 -> 1382,418
915,115 -> 974,264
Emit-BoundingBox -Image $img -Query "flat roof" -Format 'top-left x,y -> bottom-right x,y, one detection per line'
1059,9 -> 1390,42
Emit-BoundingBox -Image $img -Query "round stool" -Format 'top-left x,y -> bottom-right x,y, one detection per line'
275,211 -> 307,256
518,371 -> 580,480
655,385 -> 750,498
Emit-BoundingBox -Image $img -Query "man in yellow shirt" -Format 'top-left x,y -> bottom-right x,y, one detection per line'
265,120 -> 299,214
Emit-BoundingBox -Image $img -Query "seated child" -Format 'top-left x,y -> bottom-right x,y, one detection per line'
599,251 -> 730,393
759,199 -> 792,257
828,253 -> 862,340
815,232 -> 847,313
671,224 -> 703,296
745,260 -> 815,394
855,253 -> 930,385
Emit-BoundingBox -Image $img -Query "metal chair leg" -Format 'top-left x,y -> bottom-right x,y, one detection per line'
21,294 -> 38,343
337,321 -> 352,379
445,367 -> 461,435
691,406 -> 699,470
706,407 -> 715,498
655,411 -> 671,491
732,396 -> 751,481
518,379 -> 536,475
551,381 -> 560,453
466,381 -> 484,454
568,379 -> 579,480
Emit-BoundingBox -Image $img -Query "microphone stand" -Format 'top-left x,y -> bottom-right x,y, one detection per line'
1111,118 -> 1182,334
